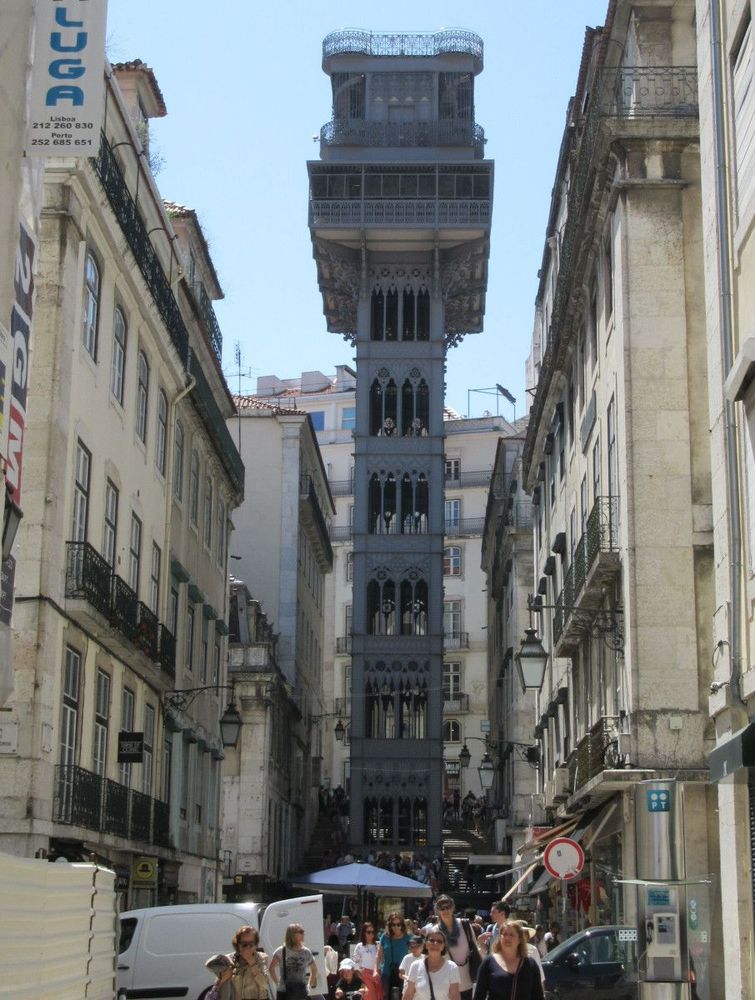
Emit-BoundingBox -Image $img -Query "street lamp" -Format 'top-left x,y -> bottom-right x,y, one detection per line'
514,625 -> 549,692
334,718 -> 346,742
478,751 -> 495,790
163,685 -> 243,748
218,701 -> 243,748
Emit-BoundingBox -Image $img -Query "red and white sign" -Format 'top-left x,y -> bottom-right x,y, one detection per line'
543,837 -> 585,881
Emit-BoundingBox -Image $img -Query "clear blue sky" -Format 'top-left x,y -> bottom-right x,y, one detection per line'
107,1 -> 609,419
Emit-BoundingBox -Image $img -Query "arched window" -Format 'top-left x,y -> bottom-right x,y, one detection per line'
400,577 -> 428,635
370,377 -> 398,435
111,307 -> 127,403
379,797 -> 394,842
402,287 -> 430,341
416,288 -> 430,340
401,377 -> 429,436
370,287 -> 399,340
367,577 -> 396,635
398,666 -> 427,738
443,719 -> 461,743
82,250 -> 100,359
369,472 -> 397,534
401,473 -> 428,534
444,546 -> 462,576
136,350 -> 149,443
398,797 -> 412,845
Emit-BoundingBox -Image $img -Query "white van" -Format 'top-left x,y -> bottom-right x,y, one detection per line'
117,894 -> 325,1000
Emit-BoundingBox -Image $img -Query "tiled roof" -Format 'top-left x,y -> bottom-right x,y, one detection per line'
163,201 -> 223,299
111,59 -> 167,116
233,395 -> 303,417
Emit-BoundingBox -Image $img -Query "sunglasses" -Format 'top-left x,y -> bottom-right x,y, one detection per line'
427,939 -> 444,946
437,905 -> 452,911
239,940 -> 256,948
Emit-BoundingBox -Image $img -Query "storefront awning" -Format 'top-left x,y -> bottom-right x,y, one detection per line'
708,721 -> 755,781
528,800 -> 618,895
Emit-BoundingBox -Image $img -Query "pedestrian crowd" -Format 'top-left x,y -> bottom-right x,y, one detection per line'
203,894 -> 558,1000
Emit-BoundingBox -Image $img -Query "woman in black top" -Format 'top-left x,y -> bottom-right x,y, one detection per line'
472,922 -> 543,1000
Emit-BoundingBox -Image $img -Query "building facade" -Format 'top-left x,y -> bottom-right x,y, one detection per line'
307,29 -> 493,854
228,396 -> 334,880
696,0 -> 755,994
519,1 -> 722,991
0,61 -> 243,908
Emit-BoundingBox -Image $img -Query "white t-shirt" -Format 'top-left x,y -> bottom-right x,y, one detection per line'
407,958 -> 460,1000
353,942 -> 379,972
527,944 -> 545,983
398,953 -> 418,980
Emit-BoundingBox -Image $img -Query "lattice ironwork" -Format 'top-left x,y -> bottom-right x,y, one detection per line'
54,764 -> 103,830
321,120 -> 485,156
65,542 -> 112,618
130,789 -> 152,842
323,29 -> 483,64
159,624 -> 176,679
613,66 -> 698,118
136,602 -> 160,660
103,778 -> 130,838
110,574 -> 139,642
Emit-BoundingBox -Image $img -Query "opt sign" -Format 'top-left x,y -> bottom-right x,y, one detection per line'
543,837 -> 585,881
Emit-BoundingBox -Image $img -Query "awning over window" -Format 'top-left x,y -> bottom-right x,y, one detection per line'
527,800 -> 618,895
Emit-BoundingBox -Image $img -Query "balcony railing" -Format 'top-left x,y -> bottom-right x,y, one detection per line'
330,524 -> 353,542
191,281 -> 223,362
93,134 -> 243,495
443,692 -> 470,712
328,479 -> 354,496
444,517 -> 485,537
55,764 -> 170,846
65,542 -> 174,668
158,624 -> 176,679
310,198 -> 491,228
323,28 -> 484,65
65,542 -> 113,618
613,66 -> 698,118
335,636 -> 352,654
300,476 -> 334,565
444,469 -> 496,489
321,120 -> 485,156
443,632 -> 470,650
504,501 -> 534,530
568,716 -> 622,791
136,602 -> 160,660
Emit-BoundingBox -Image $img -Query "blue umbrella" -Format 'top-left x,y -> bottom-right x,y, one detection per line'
291,862 -> 432,898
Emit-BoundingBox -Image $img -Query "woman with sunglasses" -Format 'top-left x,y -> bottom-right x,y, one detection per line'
269,924 -> 318,1000
472,922 -> 543,1000
426,896 -> 482,1000
403,930 -> 460,1000
205,925 -> 271,1000
376,912 -> 411,1000
353,923 -> 381,1000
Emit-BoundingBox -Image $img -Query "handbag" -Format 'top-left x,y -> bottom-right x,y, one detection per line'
461,920 -> 482,980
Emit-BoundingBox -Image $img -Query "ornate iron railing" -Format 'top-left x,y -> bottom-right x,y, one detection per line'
103,777 -> 130,837
613,66 -> 698,118
158,624 -> 176,679
191,281 -> 223,362
153,799 -> 171,847
136,602 -> 160,660
310,198 -> 491,228
65,542 -> 113,618
445,469 -> 497,488
585,495 -> 619,573
323,28 -> 483,64
443,632 -> 470,649
328,479 -> 354,496
321,119 -> 485,155
330,525 -> 353,542
443,692 -> 470,712
130,789 -> 152,842
54,764 -> 103,829
110,574 -> 139,642
568,715 -> 622,791
93,134 -> 244,494
445,517 -> 485,536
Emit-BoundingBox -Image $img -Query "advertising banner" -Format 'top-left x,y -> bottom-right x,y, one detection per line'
26,0 -> 108,157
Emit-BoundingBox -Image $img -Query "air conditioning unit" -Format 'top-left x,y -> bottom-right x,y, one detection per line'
552,766 -> 571,802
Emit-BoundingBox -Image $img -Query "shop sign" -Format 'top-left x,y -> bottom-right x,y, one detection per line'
132,856 -> 158,887
118,731 -> 144,763
543,837 -> 585,881
646,788 -> 670,812
113,864 -> 130,893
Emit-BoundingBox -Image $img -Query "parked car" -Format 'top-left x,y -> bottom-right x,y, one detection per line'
117,894 -> 324,1000
540,924 -> 638,999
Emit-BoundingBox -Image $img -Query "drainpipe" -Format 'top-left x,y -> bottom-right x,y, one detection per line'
160,373 -> 196,621
709,0 -> 746,707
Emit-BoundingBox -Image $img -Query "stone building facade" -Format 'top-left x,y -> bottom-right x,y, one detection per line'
227,396 -> 334,881
519,1 -> 722,990
696,0 -> 755,993
0,61 -> 243,908
307,27 -> 493,852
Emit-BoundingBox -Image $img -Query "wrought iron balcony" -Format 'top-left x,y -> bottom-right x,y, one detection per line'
93,134 -> 243,494
322,28 -> 483,66
330,524 -> 353,542
55,764 -> 172,847
310,198 -> 491,229
65,542 -> 113,618
335,636 -> 352,654
443,692 -> 470,712
443,631 -> 470,650
190,281 -> 223,362
568,715 -> 622,792
136,602 -> 160,660
444,516 -> 485,537
328,478 -> 354,496
110,573 -> 139,642
320,119 -> 485,157
300,476 -> 334,566
444,469 -> 496,489
158,624 -> 176,679
503,501 -> 535,530
613,66 -> 698,118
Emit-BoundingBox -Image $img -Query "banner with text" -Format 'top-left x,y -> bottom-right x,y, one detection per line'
26,1 -> 108,157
